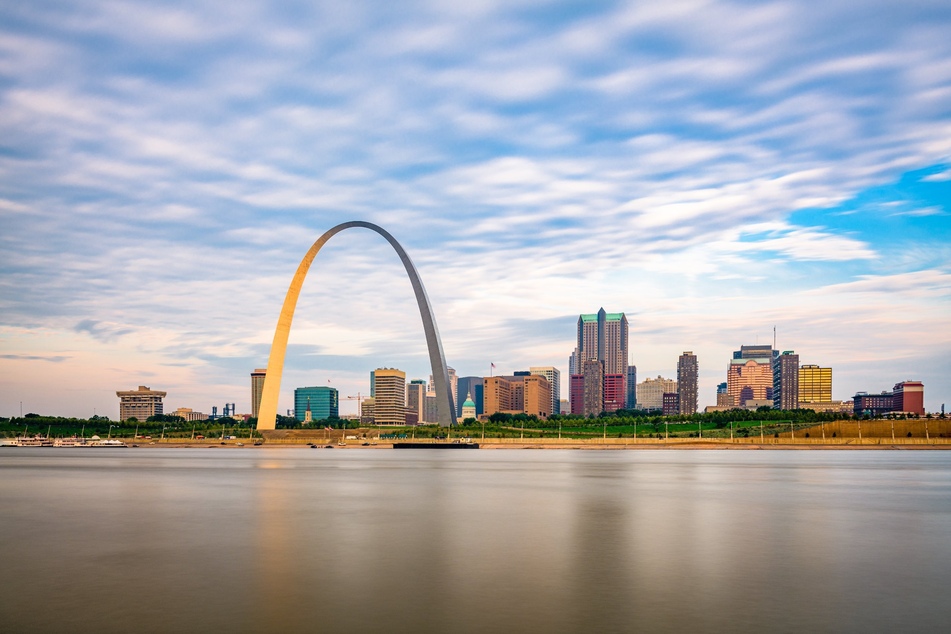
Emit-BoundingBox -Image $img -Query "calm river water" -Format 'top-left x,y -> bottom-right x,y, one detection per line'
1,448 -> 949,633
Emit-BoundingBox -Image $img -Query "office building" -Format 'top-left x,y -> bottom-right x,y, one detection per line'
373,368 -> 406,425
407,380 -> 427,423
117,385 -> 166,422
570,308 -> 629,414
727,346 -> 773,407
893,381 -> 925,415
626,365 -> 637,409
582,359 -> 604,417
677,352 -> 698,415
530,366 -> 561,415
294,386 -> 339,423
773,351 -> 800,410
799,365 -> 832,404
637,376 -> 678,411
250,368 -> 266,419
483,373 -> 552,418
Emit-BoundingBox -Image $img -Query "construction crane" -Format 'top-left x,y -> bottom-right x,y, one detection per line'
346,393 -> 368,417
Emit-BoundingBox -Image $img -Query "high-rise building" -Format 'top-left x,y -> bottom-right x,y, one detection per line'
571,308 -> 629,414
407,380 -> 427,423
799,365 -> 833,404
369,370 -> 376,398
251,368 -> 266,419
582,359 -> 604,417
773,351 -> 800,410
293,386 -> 339,422
457,376 -> 484,418
569,374 -> 585,415
677,352 -> 698,415
637,376 -> 677,411
626,365 -> 637,409
727,346 -> 773,407
893,381 -> 925,415
117,385 -> 166,422
373,368 -> 406,425
530,366 -> 561,415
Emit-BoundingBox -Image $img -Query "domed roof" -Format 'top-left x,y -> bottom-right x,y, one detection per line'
463,391 -> 476,408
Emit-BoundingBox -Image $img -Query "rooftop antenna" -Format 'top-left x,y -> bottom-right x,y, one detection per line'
773,326 -> 776,351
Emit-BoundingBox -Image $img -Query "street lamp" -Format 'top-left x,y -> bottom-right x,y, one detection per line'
108,424 -> 115,439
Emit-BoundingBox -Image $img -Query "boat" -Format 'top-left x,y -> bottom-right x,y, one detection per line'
0,438 -> 19,447
16,436 -> 54,447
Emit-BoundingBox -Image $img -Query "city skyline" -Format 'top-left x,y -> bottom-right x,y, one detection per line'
2,1 -> 950,417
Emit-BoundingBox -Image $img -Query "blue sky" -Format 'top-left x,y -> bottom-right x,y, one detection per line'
1,0 -> 950,417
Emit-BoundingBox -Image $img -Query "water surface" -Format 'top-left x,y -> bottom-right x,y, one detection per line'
2,448 -> 949,633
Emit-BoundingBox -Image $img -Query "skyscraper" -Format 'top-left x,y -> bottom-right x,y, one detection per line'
250,368 -> 266,419
626,365 -> 637,409
571,308 -> 629,414
773,351 -> 800,410
677,352 -> 698,415
727,345 -> 775,407
373,368 -> 406,425
582,359 -> 604,417
530,366 -> 561,415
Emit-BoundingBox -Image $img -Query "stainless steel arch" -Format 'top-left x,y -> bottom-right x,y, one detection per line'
256,221 -> 456,430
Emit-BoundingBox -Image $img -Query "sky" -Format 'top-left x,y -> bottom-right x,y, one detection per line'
1,0 -> 950,419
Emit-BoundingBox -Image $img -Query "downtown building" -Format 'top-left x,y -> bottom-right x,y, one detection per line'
372,368 -> 407,425
677,352 -> 698,415
250,368 -> 266,419
484,372 -> 552,418
569,308 -> 629,414
727,345 -> 777,408
530,366 -> 561,416
116,385 -> 166,422
636,376 -> 678,411
406,379 -> 428,424
293,386 -> 339,423
852,381 -> 925,417
772,351 -> 800,410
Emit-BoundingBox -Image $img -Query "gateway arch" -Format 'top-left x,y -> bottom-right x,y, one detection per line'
256,221 -> 456,430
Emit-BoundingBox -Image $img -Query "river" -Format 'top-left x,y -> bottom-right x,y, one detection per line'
1,448 -> 949,633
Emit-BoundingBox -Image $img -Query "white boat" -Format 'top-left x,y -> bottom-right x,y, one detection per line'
53,437 -> 89,447
0,438 -> 19,447
17,436 -> 53,447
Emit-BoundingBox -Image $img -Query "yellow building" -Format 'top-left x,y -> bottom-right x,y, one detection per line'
799,365 -> 832,403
